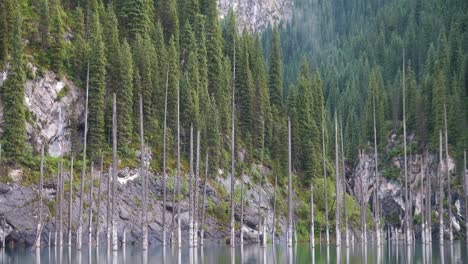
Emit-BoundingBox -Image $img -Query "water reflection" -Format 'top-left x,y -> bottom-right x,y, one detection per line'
2,240 -> 468,263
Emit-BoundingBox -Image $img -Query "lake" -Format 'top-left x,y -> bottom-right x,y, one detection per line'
1,240 -> 467,263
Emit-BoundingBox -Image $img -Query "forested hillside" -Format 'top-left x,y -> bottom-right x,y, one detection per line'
264,0 -> 467,173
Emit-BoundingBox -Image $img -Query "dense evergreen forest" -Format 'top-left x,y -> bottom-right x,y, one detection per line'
0,0 -> 466,239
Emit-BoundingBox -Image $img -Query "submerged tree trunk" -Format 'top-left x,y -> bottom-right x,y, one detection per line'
139,95 -> 148,250
402,51 -> 410,245
68,157 -> 74,247
372,89 -> 381,246
240,173 -> 244,245
230,40 -> 236,248
189,124 -> 194,248
287,117 -> 293,247
54,161 -> 60,246
176,82 -> 181,249
35,145 -> 44,249
426,149 -> 432,243
443,105 -> 453,244
439,130 -> 444,244
321,112 -> 329,245
95,153 -> 103,247
272,174 -> 277,244
162,69 -> 169,247
334,113 -> 341,246
464,150 -> 467,244
194,130 -> 200,247
310,182 -> 314,247
77,62 -> 90,251
59,160 -> 64,247
200,151 -> 209,246
341,118 -> 349,247
111,93 -> 118,251
88,162 -> 94,246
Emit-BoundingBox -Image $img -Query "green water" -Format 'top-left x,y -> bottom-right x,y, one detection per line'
1,241 -> 467,263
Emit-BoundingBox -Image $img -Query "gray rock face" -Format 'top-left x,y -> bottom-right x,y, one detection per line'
218,0 -> 293,32
0,63 -> 84,157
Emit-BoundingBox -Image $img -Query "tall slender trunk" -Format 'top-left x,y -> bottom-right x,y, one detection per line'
230,41 -> 236,248
200,151 -> 209,246
55,161 -> 60,246
340,118 -> 349,247
106,158 -> 111,246
272,174 -> 277,244
35,145 -> 44,248
259,119 -> 265,246
176,81 -> 181,249
240,173 -> 244,245
77,62 -> 90,251
68,157 -> 74,247
95,153 -> 103,247
88,161 -> 94,246
189,124 -> 194,247
194,130 -> 200,247
334,113 -> 341,246
421,155 -> 426,244
59,160 -> 64,247
321,112 -> 329,245
111,93 -> 118,251
310,182 -> 315,247
443,105 -> 452,243
402,50 -> 410,244
287,117 -> 293,247
438,130 -> 444,243
372,88 -> 381,246
162,69 -> 169,246
139,95 -> 148,250
426,149 -> 432,243
464,150 -> 467,244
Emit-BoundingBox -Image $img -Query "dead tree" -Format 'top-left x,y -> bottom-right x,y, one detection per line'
334,113 -> 341,246
54,161 -> 60,246
464,150 -> 467,244
272,174 -> 277,244
189,125 -> 194,247
372,87 -> 381,246
426,149 -> 432,243
176,81 -> 181,248
77,62 -> 90,251
443,104 -> 453,243
439,130 -> 444,244
111,93 -> 118,251
310,181 -> 315,247
402,50 -> 410,244
35,145 -> 45,248
139,95 -> 148,250
230,38 -> 236,248
321,111 -> 329,245
341,118 -> 349,247
162,69 -> 169,247
88,161 -> 94,246
287,117 -> 293,247
60,160 -> 64,247
240,172 -> 244,245
200,151 -> 209,246
68,156 -> 74,247
95,153 -> 103,247
194,130 -> 200,247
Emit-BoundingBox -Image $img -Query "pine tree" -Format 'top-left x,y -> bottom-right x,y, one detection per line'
49,0 -> 65,74
2,13 -> 26,160
235,34 -> 253,143
166,36 -> 180,138
87,10 -> 107,153
206,95 -> 221,173
431,63 -> 447,145
115,0 -> 154,41
161,0 -> 179,44
405,62 -> 418,132
151,20 -> 167,122
194,14 -> 209,146
269,27 -> 283,111
71,7 -> 88,84
38,0 -> 50,51
117,39 -> 134,146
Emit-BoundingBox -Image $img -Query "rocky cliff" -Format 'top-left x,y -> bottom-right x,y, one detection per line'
218,0 -> 293,32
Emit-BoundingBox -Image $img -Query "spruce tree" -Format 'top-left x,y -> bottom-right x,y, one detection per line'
194,14 -> 209,145
87,10 -> 107,152
235,35 -> 253,143
268,27 -> 283,111
71,7 -> 88,84
49,0 -> 64,74
431,64 -> 447,145
166,36 -> 180,137
117,39 -> 134,146
2,13 -> 26,161
161,0 -> 179,44
206,95 -> 221,172
38,0 -> 50,51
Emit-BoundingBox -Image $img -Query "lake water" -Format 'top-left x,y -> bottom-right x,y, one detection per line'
1,241 -> 467,263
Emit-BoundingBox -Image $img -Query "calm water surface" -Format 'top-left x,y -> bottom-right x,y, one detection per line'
1,241 -> 467,263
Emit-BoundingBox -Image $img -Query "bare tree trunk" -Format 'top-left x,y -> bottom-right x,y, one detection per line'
138,95 -> 148,250
194,130 -> 200,247
60,160 -> 64,247
68,157 -> 74,247
287,117 -> 293,247
372,88 -> 381,246
464,150 -> 467,244
335,113 -> 341,246
426,149 -> 432,243
189,124 -> 194,248
240,173 -> 244,245
310,182 -> 315,247
421,155 -> 426,244
35,145 -> 45,249
200,151 -> 209,246
402,50 -> 410,245
111,93 -> 118,251
230,39 -> 236,248
443,105 -> 453,244
439,130 -> 444,244
77,62 -> 90,251
321,112 -> 329,245
272,174 -> 277,244
341,118 -> 349,247
54,161 -> 60,246
176,82 -> 181,249
162,69 -> 169,247
106,162 -> 111,247
88,161 -> 94,246
95,153 -> 103,247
